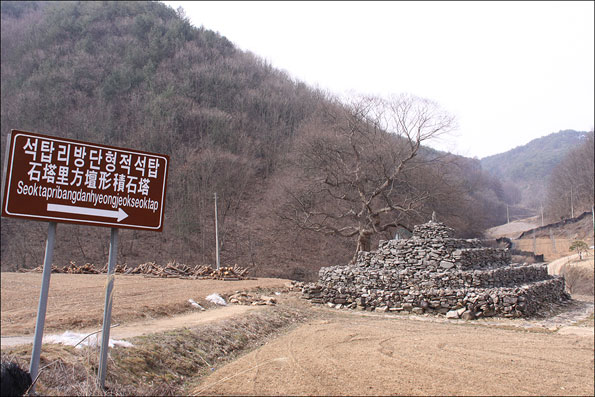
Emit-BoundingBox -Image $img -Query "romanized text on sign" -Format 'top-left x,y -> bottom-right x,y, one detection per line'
2,130 -> 169,231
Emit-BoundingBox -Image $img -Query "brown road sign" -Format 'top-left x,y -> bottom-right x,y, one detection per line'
2,130 -> 169,231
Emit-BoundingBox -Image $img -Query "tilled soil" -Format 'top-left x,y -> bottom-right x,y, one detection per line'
0,272 -> 290,335
194,312 -> 595,396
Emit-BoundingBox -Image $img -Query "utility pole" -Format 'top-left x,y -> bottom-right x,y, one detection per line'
591,205 -> 595,239
506,204 -> 510,224
570,186 -> 574,218
540,204 -> 544,227
214,192 -> 220,270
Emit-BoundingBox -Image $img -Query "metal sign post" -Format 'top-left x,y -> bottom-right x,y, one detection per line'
1,130 -> 170,390
98,228 -> 119,388
28,221 -> 57,394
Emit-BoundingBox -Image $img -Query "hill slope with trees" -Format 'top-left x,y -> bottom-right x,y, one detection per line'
1,1 -> 511,279
544,132 -> 594,222
480,129 -> 590,213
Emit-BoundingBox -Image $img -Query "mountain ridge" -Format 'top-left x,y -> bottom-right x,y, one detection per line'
479,129 -> 589,209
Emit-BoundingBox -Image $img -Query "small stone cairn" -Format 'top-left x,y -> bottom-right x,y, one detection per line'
301,220 -> 570,319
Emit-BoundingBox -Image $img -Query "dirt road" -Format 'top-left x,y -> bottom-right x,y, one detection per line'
548,250 -> 595,275
194,313 -> 595,396
1,272 -> 289,336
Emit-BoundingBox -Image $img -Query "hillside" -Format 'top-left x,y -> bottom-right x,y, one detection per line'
480,129 -> 589,210
1,1 -> 511,278
0,1 -> 337,277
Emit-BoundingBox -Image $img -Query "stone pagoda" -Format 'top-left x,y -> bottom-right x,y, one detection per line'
302,220 -> 570,319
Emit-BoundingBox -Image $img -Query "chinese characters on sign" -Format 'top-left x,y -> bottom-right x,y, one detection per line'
2,130 -> 169,230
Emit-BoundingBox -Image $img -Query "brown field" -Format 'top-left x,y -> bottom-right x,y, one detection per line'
485,217 -> 539,239
2,273 -> 594,396
513,237 -> 576,261
0,272 -> 290,336
487,214 -> 594,262
193,314 -> 594,396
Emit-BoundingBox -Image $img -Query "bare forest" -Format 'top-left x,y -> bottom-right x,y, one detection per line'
2,1 -> 518,279
545,132 -> 594,222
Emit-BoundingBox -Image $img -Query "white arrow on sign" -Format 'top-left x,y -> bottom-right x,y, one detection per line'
47,204 -> 128,222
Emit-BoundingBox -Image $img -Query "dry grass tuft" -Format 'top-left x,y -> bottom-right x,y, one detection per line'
110,304 -> 312,395
0,343 -> 137,396
560,263 -> 595,296
1,305 -> 313,395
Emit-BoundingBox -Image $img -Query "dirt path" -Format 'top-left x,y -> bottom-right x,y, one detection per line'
548,250 -> 594,275
1,272 -> 290,336
1,305 -> 264,347
193,312 -> 595,396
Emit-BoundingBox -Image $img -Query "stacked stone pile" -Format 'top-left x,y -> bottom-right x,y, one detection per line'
228,291 -> 277,306
412,221 -> 455,239
302,220 -> 570,319
365,238 -> 510,271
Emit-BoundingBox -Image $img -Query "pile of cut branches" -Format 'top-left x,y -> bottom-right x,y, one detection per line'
24,261 -> 100,274
130,262 -> 251,280
25,261 -> 252,280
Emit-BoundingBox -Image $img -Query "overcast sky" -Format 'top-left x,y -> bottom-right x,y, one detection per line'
163,1 -> 594,158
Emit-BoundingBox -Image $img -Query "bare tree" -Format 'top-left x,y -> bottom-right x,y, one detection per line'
281,94 -> 456,262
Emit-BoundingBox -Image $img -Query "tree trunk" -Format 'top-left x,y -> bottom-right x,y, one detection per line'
351,230 -> 372,264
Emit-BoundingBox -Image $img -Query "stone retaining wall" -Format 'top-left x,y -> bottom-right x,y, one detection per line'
303,275 -> 567,318
320,263 -> 551,291
301,220 -> 570,319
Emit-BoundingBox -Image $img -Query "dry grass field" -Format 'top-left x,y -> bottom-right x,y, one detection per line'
484,216 -> 540,239
193,314 -> 594,396
0,272 -> 290,336
548,250 -> 595,296
514,237 -> 576,261
487,213 -> 594,262
1,272 -> 594,396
